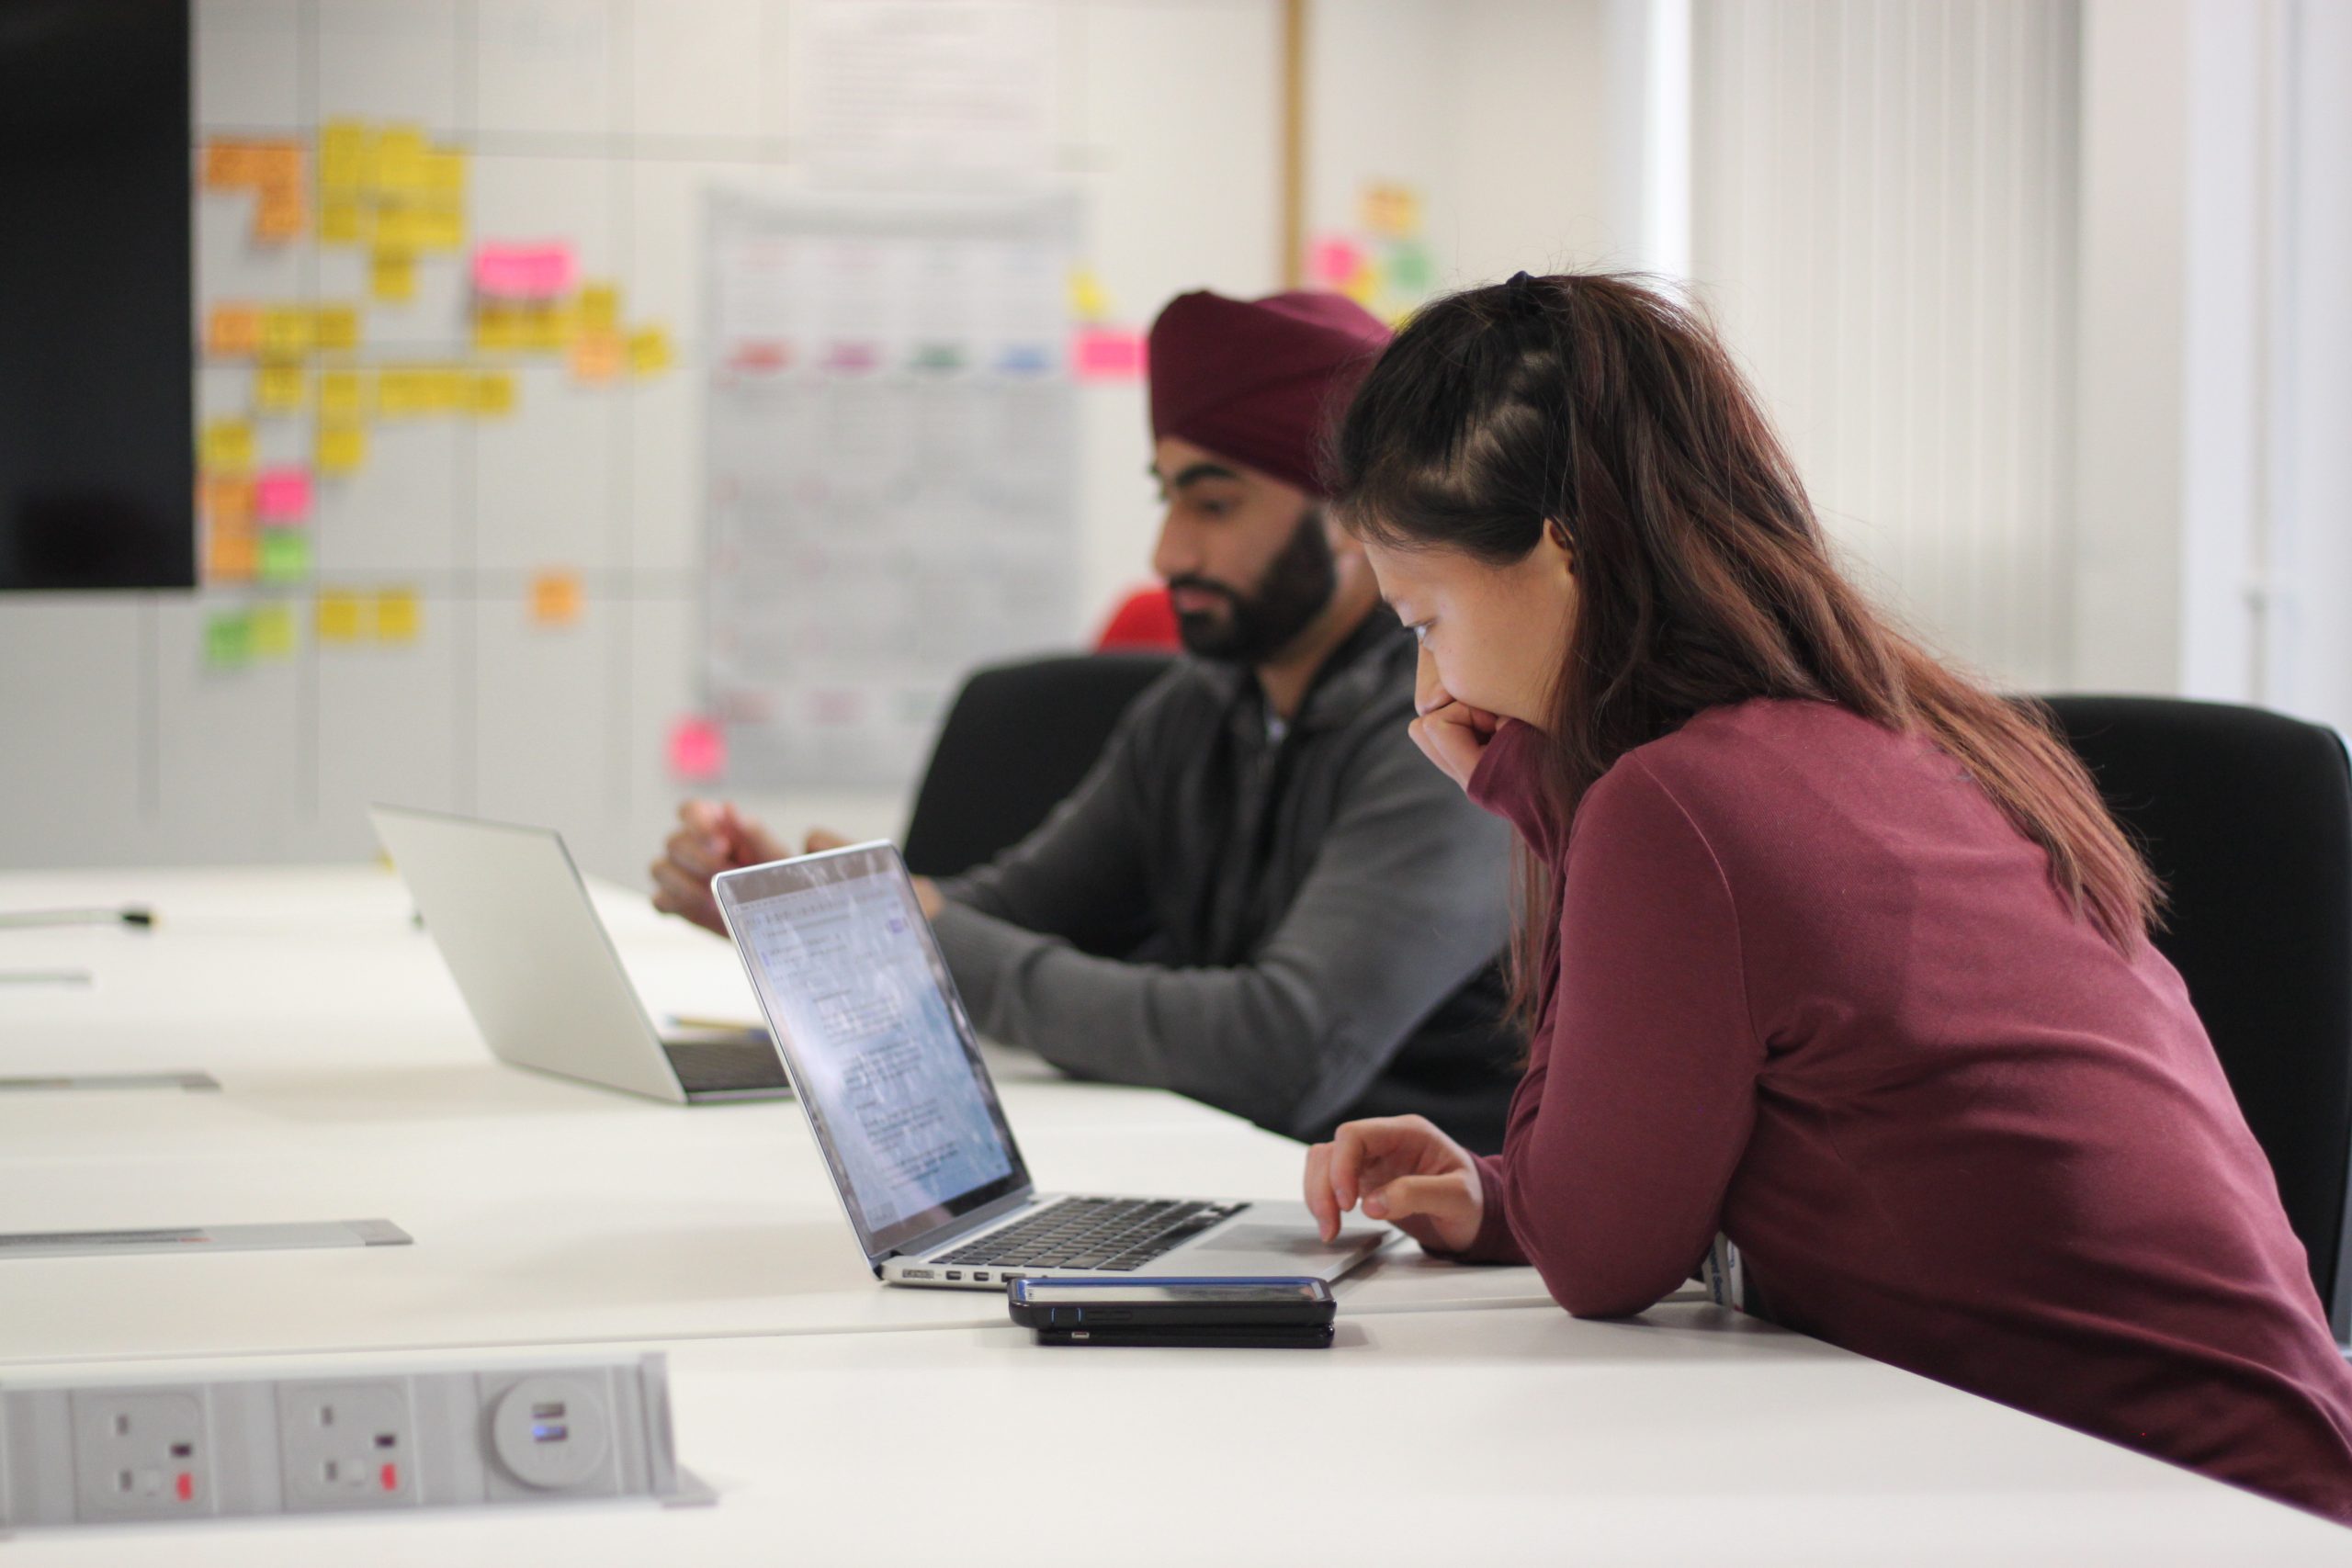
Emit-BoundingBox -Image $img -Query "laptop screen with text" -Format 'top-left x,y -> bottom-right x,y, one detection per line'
720,845 -> 1029,1260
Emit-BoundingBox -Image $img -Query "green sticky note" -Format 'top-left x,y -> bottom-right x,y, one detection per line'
258,529 -> 311,584
1385,241 -> 1434,294
203,611 -> 252,670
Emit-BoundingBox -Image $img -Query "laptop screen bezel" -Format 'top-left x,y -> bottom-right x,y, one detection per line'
714,842 -> 1034,1268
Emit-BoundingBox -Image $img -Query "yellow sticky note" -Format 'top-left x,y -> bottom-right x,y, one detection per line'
521,304 -> 575,354
201,420 -> 256,472
627,326 -> 673,378
259,307 -> 313,357
249,604 -> 297,660
579,284 -> 619,332
316,591 -> 368,644
530,571 -> 582,626
320,121 -> 369,192
423,150 -> 466,198
372,207 -> 421,251
417,205 -> 465,252
469,371 -> 516,418
425,367 -> 468,412
376,367 -> 430,417
318,370 -> 367,422
1360,181 -> 1423,240
375,589 -> 421,645
205,304 -> 260,358
473,305 -> 523,354
1067,267 -> 1110,322
316,423 -> 368,475
256,361 -> 307,414
313,306 -> 360,354
375,126 -> 427,193
370,250 -> 416,304
319,197 -> 364,245
570,331 -> 622,384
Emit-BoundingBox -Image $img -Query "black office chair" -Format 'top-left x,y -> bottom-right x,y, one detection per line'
901,651 -> 1178,879
2032,695 -> 2352,1343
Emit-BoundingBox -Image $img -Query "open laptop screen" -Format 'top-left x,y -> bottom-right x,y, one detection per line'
716,843 -> 1030,1262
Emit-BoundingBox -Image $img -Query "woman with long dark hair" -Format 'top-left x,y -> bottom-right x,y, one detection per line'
1301,271 -> 2352,1521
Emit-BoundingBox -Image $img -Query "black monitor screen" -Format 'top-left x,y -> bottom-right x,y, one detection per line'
0,0 -> 194,591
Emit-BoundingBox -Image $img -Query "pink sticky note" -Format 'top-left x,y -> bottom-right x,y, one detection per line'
668,716 -> 725,782
471,242 -> 578,299
1072,326 -> 1147,382
1310,235 -> 1365,288
254,466 -> 312,523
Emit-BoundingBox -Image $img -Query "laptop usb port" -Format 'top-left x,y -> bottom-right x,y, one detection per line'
903,1269 -> 933,1280
945,1270 -> 963,1281
974,1272 -> 990,1282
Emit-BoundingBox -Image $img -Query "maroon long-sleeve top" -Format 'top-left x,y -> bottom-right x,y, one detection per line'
1454,698 -> 2352,1522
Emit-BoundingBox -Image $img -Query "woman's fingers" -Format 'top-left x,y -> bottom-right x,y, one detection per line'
1303,1142 -> 1339,1242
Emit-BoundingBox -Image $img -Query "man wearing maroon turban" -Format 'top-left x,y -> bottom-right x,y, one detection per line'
656,289 -> 1520,1151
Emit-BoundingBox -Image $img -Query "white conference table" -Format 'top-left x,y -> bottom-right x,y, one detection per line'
0,866 -> 1553,1366
4,864 -> 2350,1561
10,1309 -> 2352,1566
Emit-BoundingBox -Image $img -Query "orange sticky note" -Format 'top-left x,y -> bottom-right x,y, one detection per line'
250,143 -> 302,192
254,192 -> 306,243
205,304 -> 260,358
202,474 -> 254,528
203,141 -> 258,187
570,331 -> 622,384
529,572 -> 582,626
206,526 -> 259,582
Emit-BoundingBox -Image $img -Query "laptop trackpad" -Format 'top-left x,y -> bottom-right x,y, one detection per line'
1178,1222 -> 1377,1265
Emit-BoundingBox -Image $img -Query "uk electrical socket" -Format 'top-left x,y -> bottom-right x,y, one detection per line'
68,1389 -> 215,1523
274,1381 -> 418,1512
0,1352 -> 705,1530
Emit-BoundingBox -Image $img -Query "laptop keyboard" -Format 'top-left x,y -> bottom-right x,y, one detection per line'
936,1197 -> 1246,1272
661,1041 -> 791,1094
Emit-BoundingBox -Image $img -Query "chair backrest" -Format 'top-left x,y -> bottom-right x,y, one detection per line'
2034,695 -> 2352,1341
901,651 -> 1178,879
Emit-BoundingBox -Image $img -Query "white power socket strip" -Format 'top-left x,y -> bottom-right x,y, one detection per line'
0,1351 -> 710,1529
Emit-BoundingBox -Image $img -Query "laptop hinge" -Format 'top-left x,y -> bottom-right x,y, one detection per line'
883,1187 -> 1036,1267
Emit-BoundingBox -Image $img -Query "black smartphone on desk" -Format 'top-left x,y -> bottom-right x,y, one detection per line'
1008,1277 -> 1336,1348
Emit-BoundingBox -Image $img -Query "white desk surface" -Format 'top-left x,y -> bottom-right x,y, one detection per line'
4,865 -> 2348,1558
0,866 -> 1552,1366
8,1307 -> 2352,1566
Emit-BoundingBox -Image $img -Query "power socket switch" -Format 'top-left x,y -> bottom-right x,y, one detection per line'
0,1353 -> 703,1530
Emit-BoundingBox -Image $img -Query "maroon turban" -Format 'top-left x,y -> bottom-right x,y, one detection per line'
1146,289 -> 1392,498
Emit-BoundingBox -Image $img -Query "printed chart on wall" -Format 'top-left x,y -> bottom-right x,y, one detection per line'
703,192 -> 1080,788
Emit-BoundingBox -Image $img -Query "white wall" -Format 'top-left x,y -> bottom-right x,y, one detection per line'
1690,0 -> 2085,692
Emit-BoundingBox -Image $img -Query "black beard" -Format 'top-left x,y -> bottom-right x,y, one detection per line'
1168,508 -> 1338,664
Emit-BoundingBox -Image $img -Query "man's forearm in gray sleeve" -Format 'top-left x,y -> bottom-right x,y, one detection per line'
928,739 -> 1512,1140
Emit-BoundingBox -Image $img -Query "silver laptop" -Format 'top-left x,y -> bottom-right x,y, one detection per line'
712,840 -> 1389,1290
370,805 -> 793,1104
